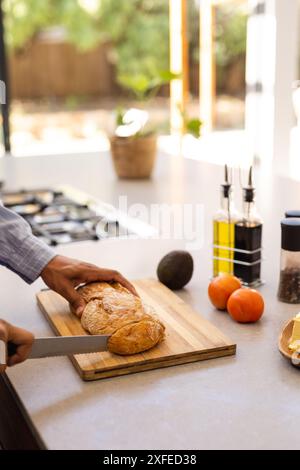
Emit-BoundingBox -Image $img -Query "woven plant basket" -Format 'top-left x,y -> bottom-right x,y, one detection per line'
110,134 -> 157,179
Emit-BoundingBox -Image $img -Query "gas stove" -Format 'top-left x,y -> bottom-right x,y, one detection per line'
0,186 -> 153,246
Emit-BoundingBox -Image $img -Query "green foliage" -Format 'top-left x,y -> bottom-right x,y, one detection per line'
3,1 -> 247,95
180,106 -> 202,138
3,0 -> 102,51
98,0 -> 170,89
118,70 -> 179,101
116,107 -> 125,127
185,118 -> 202,139
3,0 -> 52,49
215,5 -> 248,68
214,5 -> 247,92
3,0 -> 170,91
114,70 -> 179,136
57,0 -> 102,51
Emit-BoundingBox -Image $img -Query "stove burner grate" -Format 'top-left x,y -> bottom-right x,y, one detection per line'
1,188 -> 122,245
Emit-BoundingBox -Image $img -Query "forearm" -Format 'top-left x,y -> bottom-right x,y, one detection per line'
0,205 -> 55,283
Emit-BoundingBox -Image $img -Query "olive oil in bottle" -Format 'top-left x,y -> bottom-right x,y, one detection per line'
213,165 -> 238,277
234,167 -> 263,285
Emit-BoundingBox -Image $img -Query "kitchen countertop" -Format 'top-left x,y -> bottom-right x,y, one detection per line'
0,151 -> 300,450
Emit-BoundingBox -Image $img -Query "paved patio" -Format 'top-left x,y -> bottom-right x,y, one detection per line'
1,95 -> 245,158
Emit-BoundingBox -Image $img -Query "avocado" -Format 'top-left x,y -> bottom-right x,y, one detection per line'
157,250 -> 194,290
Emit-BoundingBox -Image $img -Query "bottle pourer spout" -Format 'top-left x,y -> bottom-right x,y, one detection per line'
248,166 -> 253,187
222,164 -> 232,198
225,164 -> 229,184
244,166 -> 255,203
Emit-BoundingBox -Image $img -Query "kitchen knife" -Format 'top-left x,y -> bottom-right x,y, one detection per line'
0,335 -> 110,366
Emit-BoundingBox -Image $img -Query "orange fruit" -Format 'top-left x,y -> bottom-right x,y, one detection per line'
208,274 -> 242,310
227,288 -> 264,323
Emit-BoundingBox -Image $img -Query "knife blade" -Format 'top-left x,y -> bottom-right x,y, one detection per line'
0,335 -> 110,365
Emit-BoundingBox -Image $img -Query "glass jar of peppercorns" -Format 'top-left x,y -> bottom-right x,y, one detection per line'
278,218 -> 300,303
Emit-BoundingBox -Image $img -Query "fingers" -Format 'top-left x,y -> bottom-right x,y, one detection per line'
0,320 -> 8,342
83,268 -> 139,297
41,256 -> 140,308
57,282 -> 86,317
113,272 -> 139,297
0,321 -> 34,369
7,324 -> 34,367
8,343 -> 33,366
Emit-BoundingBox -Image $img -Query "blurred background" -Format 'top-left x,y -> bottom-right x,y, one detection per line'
0,0 -> 248,156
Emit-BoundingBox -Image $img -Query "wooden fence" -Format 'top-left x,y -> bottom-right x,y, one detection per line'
8,40 -> 118,100
7,40 -> 244,101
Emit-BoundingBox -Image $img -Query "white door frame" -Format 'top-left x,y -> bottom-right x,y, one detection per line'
245,0 -> 298,171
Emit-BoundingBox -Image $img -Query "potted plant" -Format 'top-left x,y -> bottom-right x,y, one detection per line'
110,71 -> 178,179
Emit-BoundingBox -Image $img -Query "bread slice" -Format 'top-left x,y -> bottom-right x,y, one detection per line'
108,319 -> 165,355
76,282 -> 165,355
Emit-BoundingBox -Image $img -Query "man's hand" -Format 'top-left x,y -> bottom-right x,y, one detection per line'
0,320 -> 34,373
41,255 -> 139,317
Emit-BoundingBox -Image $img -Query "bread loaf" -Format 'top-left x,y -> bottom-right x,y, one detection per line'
75,282 -> 165,355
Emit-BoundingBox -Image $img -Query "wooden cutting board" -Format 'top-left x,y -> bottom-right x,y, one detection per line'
36,279 -> 236,381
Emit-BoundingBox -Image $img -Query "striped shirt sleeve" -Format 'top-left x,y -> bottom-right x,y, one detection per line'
0,204 -> 56,284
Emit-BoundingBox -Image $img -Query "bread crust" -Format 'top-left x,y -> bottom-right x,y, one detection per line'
76,282 -> 165,355
108,319 -> 165,355
77,282 -> 116,302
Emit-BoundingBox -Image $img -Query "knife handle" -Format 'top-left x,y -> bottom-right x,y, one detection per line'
0,340 -> 6,366
0,341 -> 18,367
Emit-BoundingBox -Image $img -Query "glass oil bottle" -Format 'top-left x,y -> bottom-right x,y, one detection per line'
234,167 -> 263,286
213,165 -> 238,277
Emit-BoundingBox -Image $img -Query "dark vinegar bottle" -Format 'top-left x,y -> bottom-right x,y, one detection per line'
234,167 -> 263,286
